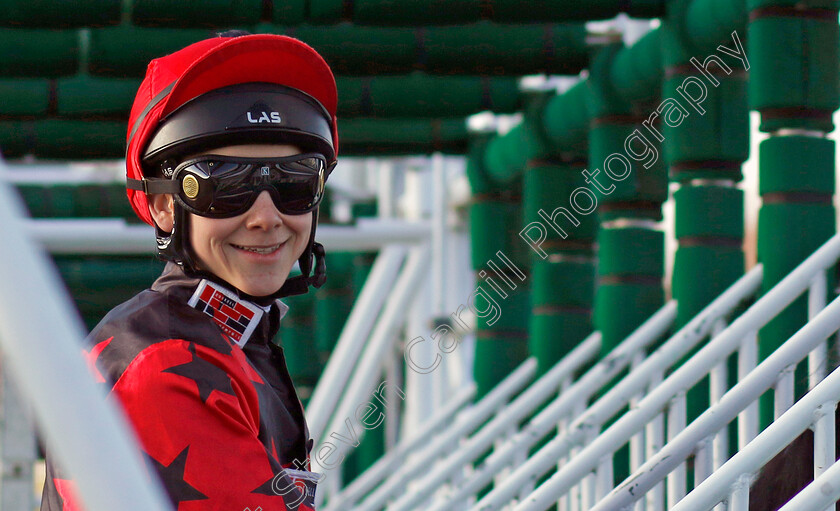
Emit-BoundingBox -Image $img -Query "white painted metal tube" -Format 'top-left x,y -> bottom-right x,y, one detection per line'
323,383 -> 476,511
391,333 -> 603,511
306,245 -> 407,441
314,245 -> 430,473
512,233 -> 840,511
597,295 -> 840,511
0,176 -> 173,510
27,218 -> 431,254
474,266 -> 762,511
352,358 -> 537,511
430,303 -> 675,511
737,331 -> 759,450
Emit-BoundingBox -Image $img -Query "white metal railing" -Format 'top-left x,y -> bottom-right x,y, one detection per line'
330,357 -> 540,511
466,264 -> 763,511
0,160 -> 173,510
508,232 -> 840,510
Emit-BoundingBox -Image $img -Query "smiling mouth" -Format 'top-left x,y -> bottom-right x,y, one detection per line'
231,242 -> 284,254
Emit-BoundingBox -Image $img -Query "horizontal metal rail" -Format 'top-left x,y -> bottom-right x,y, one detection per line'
26,218 -> 432,254
306,245 -> 408,442
472,265 -> 763,511
512,233 -> 840,510
387,331 -> 606,511
323,383 -> 477,510
420,303 -> 679,511
598,291 -> 840,510
348,357 -> 538,511
314,246 -> 432,474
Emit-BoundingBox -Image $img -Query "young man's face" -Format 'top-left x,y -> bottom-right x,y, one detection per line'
151,143 -> 314,296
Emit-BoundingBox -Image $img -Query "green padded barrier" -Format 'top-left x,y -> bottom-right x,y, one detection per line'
609,28 -> 663,105
484,123 -> 548,184
588,123 -> 668,209
466,135 -> 497,196
0,29 -> 79,77
15,183 -> 136,219
747,0 -> 836,8
542,80 -> 589,152
531,260 -> 596,309
311,0 -> 664,24
314,252 -> 355,365
338,118 -> 468,155
674,186 -> 744,240
748,16 -> 839,132
468,200 -> 528,270
662,75 -> 749,173
336,75 -> 521,118
354,0 -> 481,25
0,120 -> 125,159
423,23 -> 588,76
673,245 -> 744,327
341,382 -> 386,484
685,0 -> 747,52
278,291 -> 320,402
132,0 -> 262,27
0,79 -> 50,116
523,162 -> 598,248
56,76 -> 141,117
595,282 -> 664,355
598,227 -> 664,278
53,256 -> 165,330
88,27 -> 213,77
286,23 -> 589,76
587,44 -> 634,119
272,1 -> 307,25
474,333 -> 530,398
529,311 -> 592,374
758,136 -> 836,195
0,0 -> 121,28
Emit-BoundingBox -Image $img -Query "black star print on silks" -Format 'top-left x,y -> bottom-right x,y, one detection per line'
163,342 -> 236,403
147,446 -> 208,504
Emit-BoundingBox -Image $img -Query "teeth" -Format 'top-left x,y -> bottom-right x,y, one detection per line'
233,243 -> 282,254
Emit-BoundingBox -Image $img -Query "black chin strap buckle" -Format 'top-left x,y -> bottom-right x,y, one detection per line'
276,241 -> 327,297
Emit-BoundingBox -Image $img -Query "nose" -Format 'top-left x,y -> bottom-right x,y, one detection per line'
244,190 -> 284,230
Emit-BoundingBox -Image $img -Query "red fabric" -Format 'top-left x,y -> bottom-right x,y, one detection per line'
125,34 -> 338,226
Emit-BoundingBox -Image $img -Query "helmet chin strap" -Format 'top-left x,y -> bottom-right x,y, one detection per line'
154,203 -> 327,301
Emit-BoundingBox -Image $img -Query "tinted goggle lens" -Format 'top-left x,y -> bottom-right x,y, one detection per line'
172,154 -> 326,218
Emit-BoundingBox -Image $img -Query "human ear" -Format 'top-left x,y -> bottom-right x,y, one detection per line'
148,194 -> 174,232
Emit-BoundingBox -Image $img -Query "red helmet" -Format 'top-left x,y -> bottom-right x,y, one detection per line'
126,33 -> 338,226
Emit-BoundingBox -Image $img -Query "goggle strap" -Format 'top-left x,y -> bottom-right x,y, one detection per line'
127,177 -> 180,195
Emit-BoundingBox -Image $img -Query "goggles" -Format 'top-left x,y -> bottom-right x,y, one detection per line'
129,153 -> 326,218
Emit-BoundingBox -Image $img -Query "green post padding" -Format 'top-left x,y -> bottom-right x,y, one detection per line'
278,291 -> 320,398
271,0 -> 307,25
88,27 -> 212,77
484,123 -> 549,184
336,75 -> 521,118
523,162 -> 598,247
748,16 -> 840,132
315,252 -> 356,365
598,227 -> 664,277
53,256 -> 165,330
609,29 -> 663,105
685,0 -> 747,54
0,120 -> 125,159
468,200 -> 528,271
0,0 -> 121,28
542,80 -> 590,153
674,186 -> 744,240
132,0 -> 262,27
15,183 -> 136,220
0,79 -> 50,116
473,333 -> 530,399
529,259 -> 595,373
595,227 -> 664,355
588,122 -> 668,209
595,282 -> 665,355
662,75 -> 750,175
56,76 -> 141,117
673,246 -> 744,326
338,118 -> 469,155
0,29 -> 79,77
758,136 -> 836,195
